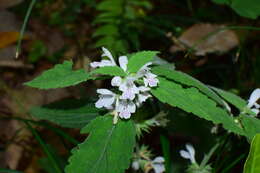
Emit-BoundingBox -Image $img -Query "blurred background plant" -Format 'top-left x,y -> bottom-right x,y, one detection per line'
0,0 -> 259,173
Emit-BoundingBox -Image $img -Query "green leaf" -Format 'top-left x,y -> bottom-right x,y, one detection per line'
25,61 -> 90,89
243,134 -> 260,173
211,87 -> 247,111
93,25 -> 118,37
127,51 -> 159,73
211,0 -> 260,19
152,66 -> 227,108
151,77 -> 245,136
65,116 -> 136,173
240,115 -> 260,140
30,99 -> 100,128
91,66 -> 127,77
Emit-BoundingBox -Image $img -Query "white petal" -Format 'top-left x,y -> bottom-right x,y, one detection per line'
101,47 -> 116,65
248,88 -> 260,108
138,92 -> 151,104
138,86 -> 150,92
186,144 -> 196,163
111,76 -> 122,86
151,163 -> 165,173
119,56 -> 128,71
153,157 -> 165,163
95,96 -> 115,108
132,161 -> 140,170
90,61 -> 100,68
97,89 -> 114,95
128,101 -> 136,113
119,110 -> 131,119
180,150 -> 191,159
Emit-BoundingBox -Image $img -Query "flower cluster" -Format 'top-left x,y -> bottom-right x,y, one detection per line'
91,47 -> 159,122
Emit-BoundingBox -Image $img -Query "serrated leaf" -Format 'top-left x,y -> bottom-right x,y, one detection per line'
151,77 -> 245,135
30,99 -> 100,128
240,115 -> 260,141
127,51 -> 159,73
93,25 -> 118,37
211,87 -> 247,111
65,116 -> 136,173
243,134 -> 260,173
91,66 -> 127,77
152,66 -> 227,108
25,61 -> 90,89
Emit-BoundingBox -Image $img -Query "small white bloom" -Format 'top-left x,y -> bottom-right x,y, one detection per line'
118,55 -> 128,72
144,72 -> 159,87
111,76 -> 122,87
136,62 -> 152,79
116,99 -> 136,119
90,47 -> 116,68
180,143 -> 196,164
247,88 -> 260,115
151,156 -> 165,173
136,86 -> 151,107
132,161 -> 140,170
119,77 -> 139,100
95,89 -> 116,109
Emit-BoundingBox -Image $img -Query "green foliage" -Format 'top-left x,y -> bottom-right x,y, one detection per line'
243,134 -> 260,173
127,51 -> 159,73
93,0 -> 152,54
25,61 -> 90,89
30,99 -> 100,128
65,116 -> 136,173
28,40 -> 47,63
152,66 -> 227,109
240,115 -> 260,141
212,0 -> 260,19
151,77 -> 245,136
91,66 -> 127,77
211,87 -> 247,111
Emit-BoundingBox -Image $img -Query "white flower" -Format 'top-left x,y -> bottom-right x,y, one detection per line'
112,76 -> 139,100
116,99 -> 136,119
90,47 -> 116,68
118,55 -> 128,72
95,89 -> 116,109
136,86 -> 151,107
135,62 -> 159,87
132,161 -> 140,170
144,72 -> 159,87
151,156 -> 165,173
180,143 -> 196,164
247,88 -> 260,115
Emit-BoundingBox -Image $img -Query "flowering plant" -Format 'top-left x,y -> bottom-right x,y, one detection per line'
26,48 -> 260,173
